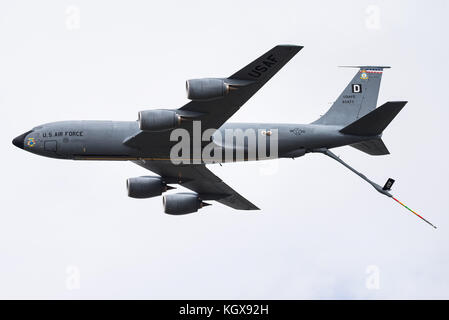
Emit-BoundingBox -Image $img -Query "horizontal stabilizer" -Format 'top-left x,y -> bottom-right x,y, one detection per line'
350,139 -> 390,156
340,101 -> 407,136
339,65 -> 391,69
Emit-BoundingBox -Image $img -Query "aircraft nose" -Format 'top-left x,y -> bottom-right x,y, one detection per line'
12,130 -> 32,149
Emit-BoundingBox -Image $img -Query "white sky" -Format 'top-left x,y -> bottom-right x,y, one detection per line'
0,0 -> 448,299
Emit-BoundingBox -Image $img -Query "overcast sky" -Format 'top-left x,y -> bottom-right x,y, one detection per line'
1,0 -> 448,299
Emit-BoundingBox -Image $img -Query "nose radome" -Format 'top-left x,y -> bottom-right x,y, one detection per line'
12,130 -> 33,149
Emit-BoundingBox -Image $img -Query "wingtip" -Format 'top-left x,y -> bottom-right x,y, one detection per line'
278,44 -> 303,47
387,101 -> 408,107
243,205 -> 260,210
277,44 -> 304,51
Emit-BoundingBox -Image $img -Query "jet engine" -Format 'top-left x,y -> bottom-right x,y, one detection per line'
163,192 -> 210,215
127,176 -> 172,198
186,78 -> 230,101
138,109 -> 181,131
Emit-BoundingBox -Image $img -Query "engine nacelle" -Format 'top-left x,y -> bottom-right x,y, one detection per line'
138,109 -> 181,132
186,78 -> 229,101
127,176 -> 169,199
163,192 -> 209,215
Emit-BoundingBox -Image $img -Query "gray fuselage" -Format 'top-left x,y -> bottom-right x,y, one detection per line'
15,120 -> 376,163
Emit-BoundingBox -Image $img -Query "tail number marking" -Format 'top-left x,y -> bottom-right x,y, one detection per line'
352,84 -> 362,93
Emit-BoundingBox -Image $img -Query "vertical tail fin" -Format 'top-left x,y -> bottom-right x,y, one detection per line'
313,66 -> 389,126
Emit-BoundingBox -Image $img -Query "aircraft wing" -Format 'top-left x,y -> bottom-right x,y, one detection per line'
124,45 -> 302,149
133,160 -> 259,210
179,44 -> 303,130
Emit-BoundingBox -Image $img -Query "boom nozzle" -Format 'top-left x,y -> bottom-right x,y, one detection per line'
392,197 -> 437,229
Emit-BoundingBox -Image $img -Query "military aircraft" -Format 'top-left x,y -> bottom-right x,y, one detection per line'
12,45 -> 436,228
